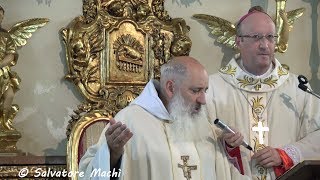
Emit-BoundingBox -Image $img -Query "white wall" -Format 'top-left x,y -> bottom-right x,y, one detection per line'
1,0 -> 319,155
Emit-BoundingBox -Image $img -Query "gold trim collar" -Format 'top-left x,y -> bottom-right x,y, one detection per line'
219,57 -> 289,92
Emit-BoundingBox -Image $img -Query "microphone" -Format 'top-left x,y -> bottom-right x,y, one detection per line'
298,75 -> 320,99
214,119 -> 253,151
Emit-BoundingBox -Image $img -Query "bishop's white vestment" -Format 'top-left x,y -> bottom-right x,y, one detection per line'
206,57 -> 320,179
79,80 -> 249,180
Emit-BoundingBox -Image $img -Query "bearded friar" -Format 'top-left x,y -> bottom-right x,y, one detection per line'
79,56 -> 249,180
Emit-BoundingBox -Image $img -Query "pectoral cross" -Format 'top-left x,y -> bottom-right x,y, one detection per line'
178,156 -> 197,180
252,121 -> 269,144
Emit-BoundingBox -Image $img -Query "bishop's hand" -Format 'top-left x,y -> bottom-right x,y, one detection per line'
252,146 -> 282,168
105,118 -> 133,168
222,127 -> 244,148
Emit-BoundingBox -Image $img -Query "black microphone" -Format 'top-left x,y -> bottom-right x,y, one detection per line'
214,119 -> 253,151
298,83 -> 309,92
298,75 -> 320,99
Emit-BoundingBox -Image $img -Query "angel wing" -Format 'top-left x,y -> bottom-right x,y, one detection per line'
8,18 -> 49,48
286,8 -> 305,31
193,14 -> 237,49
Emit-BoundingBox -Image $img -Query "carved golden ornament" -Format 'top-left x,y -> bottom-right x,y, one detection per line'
193,0 -> 305,53
113,34 -> 144,73
237,75 -> 278,91
0,6 -> 49,154
277,66 -> 289,77
219,64 -> 237,77
62,0 -> 192,107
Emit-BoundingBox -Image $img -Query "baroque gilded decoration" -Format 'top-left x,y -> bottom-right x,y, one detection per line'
193,0 -> 305,53
0,5 -> 49,154
61,0 -> 191,178
62,0 -> 192,135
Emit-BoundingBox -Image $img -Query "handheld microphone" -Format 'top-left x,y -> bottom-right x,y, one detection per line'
298,75 -> 320,99
214,119 -> 253,151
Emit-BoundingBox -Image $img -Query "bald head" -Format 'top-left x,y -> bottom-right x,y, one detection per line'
160,56 -> 206,88
173,56 -> 205,69
240,12 -> 275,35
236,6 -> 275,36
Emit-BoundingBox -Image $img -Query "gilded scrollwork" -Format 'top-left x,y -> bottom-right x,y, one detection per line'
63,0 -> 192,139
106,1 -> 125,17
100,86 -> 143,113
135,3 -> 151,21
151,0 -> 171,22
83,0 -> 98,24
170,18 -> 192,57
64,26 -> 104,98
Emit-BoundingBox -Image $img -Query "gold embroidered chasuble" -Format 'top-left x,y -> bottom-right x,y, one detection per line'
222,58 -> 289,179
206,57 -> 320,180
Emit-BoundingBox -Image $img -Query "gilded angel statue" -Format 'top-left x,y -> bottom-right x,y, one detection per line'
0,5 -> 49,131
193,3 -> 305,53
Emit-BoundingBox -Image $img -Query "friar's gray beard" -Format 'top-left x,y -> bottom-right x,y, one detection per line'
167,92 -> 211,142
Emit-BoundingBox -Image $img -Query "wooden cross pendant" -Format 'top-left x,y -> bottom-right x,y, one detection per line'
178,155 -> 197,180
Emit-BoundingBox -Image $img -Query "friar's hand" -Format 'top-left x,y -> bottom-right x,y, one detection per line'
252,146 -> 282,168
222,128 -> 244,148
105,118 -> 133,168
106,118 -> 133,153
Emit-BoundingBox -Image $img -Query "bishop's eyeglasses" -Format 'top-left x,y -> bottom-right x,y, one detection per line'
238,34 -> 278,43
